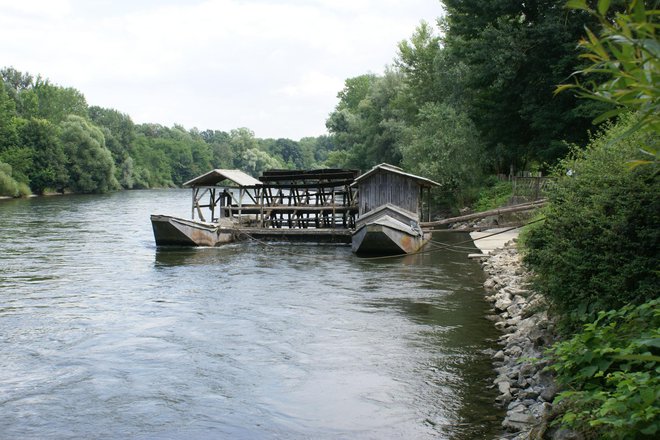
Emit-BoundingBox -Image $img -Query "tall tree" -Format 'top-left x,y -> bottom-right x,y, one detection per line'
442,0 -> 602,172
60,115 -> 119,193
20,118 -> 68,193
0,79 -> 18,153
326,70 -> 407,169
30,79 -> 88,123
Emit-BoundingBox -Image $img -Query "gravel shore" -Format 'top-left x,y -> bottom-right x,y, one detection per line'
479,241 -> 560,439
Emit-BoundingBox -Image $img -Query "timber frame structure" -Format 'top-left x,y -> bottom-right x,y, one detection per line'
184,168 -> 359,230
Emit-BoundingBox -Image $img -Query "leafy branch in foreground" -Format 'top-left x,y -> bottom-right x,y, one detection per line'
557,0 -> 659,167
548,299 -> 660,439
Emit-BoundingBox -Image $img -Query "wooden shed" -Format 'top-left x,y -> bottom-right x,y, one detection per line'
352,163 -> 439,222
183,169 -> 262,223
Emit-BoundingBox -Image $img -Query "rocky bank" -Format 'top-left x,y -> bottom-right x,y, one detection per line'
479,240 -> 560,439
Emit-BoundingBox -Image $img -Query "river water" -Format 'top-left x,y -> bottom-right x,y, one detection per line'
0,190 -> 503,439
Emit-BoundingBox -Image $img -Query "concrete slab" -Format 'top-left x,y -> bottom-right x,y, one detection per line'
470,228 -> 520,255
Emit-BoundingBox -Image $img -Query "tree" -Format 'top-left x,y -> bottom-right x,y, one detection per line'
200,129 -> 233,168
0,79 -> 18,153
557,0 -> 660,166
326,70 -> 407,169
401,102 -> 484,206
89,106 -> 136,172
270,138 -> 305,169
240,148 -> 283,176
396,20 -> 443,109
228,127 -> 259,168
32,79 -> 88,123
442,0 -> 602,172
20,118 -> 68,193
60,115 -> 119,193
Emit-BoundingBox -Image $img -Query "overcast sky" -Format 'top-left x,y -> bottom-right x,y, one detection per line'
0,0 -> 443,140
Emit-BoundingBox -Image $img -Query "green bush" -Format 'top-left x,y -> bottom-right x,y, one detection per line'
473,177 -> 512,212
549,299 -> 660,439
523,115 -> 659,327
0,162 -> 31,197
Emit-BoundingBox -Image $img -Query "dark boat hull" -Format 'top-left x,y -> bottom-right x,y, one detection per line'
351,205 -> 429,256
151,215 -> 234,246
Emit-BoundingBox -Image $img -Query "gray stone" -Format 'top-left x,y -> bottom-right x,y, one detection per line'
518,388 -> 539,400
508,411 -> 535,424
551,428 -> 584,440
494,297 -> 513,312
498,381 -> 511,395
495,391 -> 512,405
540,383 -> 559,402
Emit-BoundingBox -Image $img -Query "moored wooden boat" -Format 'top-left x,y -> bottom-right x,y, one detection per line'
350,164 -> 439,256
351,204 -> 429,255
151,214 -> 235,246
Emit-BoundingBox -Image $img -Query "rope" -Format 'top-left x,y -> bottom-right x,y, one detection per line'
355,217 -> 546,261
229,217 -> 547,262
231,228 -> 345,261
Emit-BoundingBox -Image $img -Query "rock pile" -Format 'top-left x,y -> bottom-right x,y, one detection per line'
479,241 -> 558,439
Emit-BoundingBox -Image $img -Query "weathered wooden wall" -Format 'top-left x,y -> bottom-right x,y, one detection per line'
358,171 -> 419,215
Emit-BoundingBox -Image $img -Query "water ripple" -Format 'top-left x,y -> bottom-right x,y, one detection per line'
0,190 -> 503,439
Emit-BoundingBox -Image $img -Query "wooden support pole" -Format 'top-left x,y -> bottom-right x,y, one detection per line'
420,200 -> 546,228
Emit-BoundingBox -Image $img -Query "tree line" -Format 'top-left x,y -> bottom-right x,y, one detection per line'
0,0 -> 640,209
0,67 -> 337,197
325,0 -> 608,206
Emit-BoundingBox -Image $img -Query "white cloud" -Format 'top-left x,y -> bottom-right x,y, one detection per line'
0,0 -> 71,18
0,0 -> 444,139
275,71 -> 344,98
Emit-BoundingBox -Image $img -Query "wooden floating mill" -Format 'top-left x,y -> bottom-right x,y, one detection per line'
151,164 -> 438,256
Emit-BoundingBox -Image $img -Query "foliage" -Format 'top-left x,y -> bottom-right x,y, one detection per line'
558,0 -> 659,166
0,79 -> 18,153
400,102 -> 484,206
473,177 -> 513,212
1,66 -> 335,194
441,0 -> 602,172
59,115 -> 119,193
326,70 -> 407,170
0,162 -> 31,197
0,144 -> 33,185
548,299 -> 660,439
523,114 -> 659,327
20,118 -> 68,193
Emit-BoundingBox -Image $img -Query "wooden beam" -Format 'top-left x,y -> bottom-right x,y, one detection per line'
420,200 -> 546,228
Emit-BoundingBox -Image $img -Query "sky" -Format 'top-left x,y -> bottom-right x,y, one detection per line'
0,0 -> 444,140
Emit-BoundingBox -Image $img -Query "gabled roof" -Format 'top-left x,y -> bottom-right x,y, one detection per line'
183,169 -> 262,187
352,163 -> 440,188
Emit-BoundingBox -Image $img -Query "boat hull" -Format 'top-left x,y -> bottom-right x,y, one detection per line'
351,207 -> 429,256
151,215 -> 234,246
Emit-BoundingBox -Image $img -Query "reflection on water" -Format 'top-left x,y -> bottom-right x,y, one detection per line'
0,190 -> 503,439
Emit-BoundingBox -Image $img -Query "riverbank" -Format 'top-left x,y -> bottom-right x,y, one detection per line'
476,237 -> 560,439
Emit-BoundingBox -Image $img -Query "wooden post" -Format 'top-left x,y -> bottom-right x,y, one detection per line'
238,188 -> 243,225
191,188 -> 196,220
259,187 -> 264,228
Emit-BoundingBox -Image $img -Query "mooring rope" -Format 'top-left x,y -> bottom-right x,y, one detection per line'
353,216 -> 547,261
229,216 -> 546,262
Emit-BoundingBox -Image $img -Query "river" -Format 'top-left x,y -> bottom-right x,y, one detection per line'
0,190 -> 503,439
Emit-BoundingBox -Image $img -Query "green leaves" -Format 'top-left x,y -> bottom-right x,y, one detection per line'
548,299 -> 660,438
566,0 -> 589,10
523,112 -> 659,326
560,0 -> 659,165
597,0 -> 612,16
